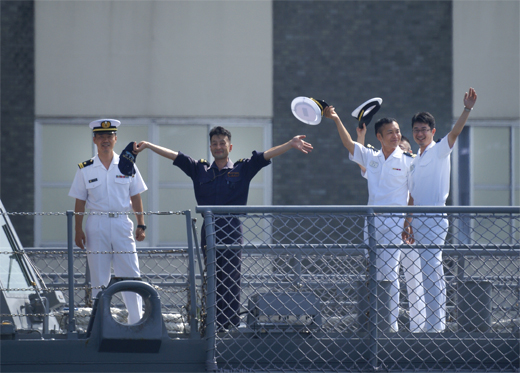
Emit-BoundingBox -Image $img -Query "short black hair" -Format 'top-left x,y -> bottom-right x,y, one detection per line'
411,112 -> 435,130
374,117 -> 398,136
400,135 -> 411,144
209,126 -> 232,142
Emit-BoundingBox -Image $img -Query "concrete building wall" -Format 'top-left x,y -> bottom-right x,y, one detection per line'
453,1 -> 519,119
0,1 -> 35,244
272,1 -> 453,206
35,0 -> 272,117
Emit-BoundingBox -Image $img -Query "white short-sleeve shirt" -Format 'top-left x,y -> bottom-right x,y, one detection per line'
409,135 -> 452,206
349,142 -> 413,206
68,152 -> 147,212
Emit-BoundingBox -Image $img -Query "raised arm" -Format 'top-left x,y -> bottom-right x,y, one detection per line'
448,87 -> 477,148
356,123 -> 368,174
324,106 -> 356,155
134,141 -> 179,161
263,135 -> 313,161
356,122 -> 367,147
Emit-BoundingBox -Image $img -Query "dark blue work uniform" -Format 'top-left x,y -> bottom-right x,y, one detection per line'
174,150 -> 271,328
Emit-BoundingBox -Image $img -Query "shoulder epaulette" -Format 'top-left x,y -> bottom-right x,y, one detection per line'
403,152 -> 416,158
78,159 -> 94,169
366,144 -> 377,150
235,158 -> 246,164
198,159 -> 210,166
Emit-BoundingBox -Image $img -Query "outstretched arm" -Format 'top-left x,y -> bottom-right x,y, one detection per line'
356,123 -> 367,174
263,135 -> 313,161
134,141 -> 179,161
448,87 -> 477,148
324,106 -> 356,155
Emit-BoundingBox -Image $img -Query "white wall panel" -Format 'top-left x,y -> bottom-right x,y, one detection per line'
35,0 -> 272,117
453,1 -> 519,119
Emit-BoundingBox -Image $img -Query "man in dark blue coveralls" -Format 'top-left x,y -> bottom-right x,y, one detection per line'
134,127 -> 313,330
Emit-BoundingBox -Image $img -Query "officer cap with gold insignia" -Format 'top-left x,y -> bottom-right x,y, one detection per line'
89,119 -> 120,134
351,97 -> 382,128
291,97 -> 329,125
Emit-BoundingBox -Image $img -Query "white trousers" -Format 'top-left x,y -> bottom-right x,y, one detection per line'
85,214 -> 143,324
365,215 -> 426,332
411,215 -> 448,332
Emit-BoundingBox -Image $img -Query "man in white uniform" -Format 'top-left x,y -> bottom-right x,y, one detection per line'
407,87 -> 478,332
68,119 -> 147,324
325,107 -> 425,332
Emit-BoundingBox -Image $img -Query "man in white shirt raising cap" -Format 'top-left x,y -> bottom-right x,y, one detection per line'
325,106 -> 425,333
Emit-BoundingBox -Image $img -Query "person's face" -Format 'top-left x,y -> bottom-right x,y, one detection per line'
412,122 -> 435,148
376,121 -> 401,150
93,132 -> 117,153
210,134 -> 232,161
399,140 -> 412,154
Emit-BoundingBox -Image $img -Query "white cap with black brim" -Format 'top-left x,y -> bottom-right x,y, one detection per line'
351,97 -> 383,128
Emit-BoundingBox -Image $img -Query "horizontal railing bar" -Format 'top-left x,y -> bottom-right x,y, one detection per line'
215,244 -> 520,255
197,205 -> 520,214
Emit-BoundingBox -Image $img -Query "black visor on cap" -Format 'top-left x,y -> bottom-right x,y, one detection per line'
351,98 -> 383,128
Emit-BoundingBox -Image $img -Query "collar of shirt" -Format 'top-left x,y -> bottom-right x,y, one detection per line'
92,152 -> 119,167
378,146 -> 404,161
210,159 -> 234,171
418,140 -> 436,157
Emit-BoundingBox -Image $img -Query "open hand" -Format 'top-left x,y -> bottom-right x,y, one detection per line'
290,135 -> 313,154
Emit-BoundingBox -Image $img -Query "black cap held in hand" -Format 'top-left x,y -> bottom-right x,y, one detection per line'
118,142 -> 138,176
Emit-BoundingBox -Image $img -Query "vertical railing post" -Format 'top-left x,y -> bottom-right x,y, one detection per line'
203,210 -> 218,372
66,210 -> 77,339
191,218 -> 205,279
367,210 -> 380,370
184,210 -> 199,339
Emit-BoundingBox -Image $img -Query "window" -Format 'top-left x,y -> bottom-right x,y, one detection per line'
452,120 -> 519,243
34,118 -> 272,247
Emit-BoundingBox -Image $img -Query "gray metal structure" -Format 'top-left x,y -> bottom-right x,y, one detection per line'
198,205 -> 519,372
0,202 -> 519,372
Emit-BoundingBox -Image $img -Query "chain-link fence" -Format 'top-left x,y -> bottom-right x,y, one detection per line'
22,247 -> 200,332
1,207 -> 518,371
199,205 -> 519,372
0,210 -> 204,336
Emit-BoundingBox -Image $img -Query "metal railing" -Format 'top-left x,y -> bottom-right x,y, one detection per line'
198,205 -> 519,372
1,206 -> 518,372
0,210 -> 204,339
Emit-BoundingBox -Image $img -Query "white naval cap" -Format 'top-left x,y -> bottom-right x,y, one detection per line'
89,119 -> 121,133
291,97 -> 329,125
351,97 -> 383,128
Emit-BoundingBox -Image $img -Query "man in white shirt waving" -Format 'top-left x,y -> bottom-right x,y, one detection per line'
407,87 -> 478,332
325,106 -> 425,333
